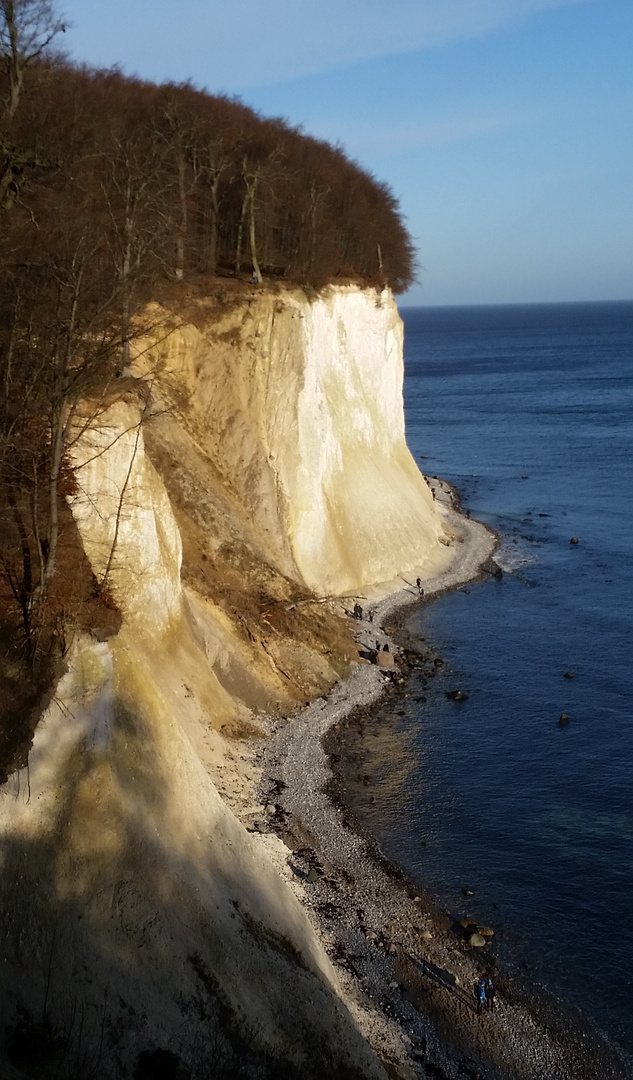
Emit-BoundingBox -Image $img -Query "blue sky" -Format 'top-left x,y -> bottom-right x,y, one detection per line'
61,0 -> 632,305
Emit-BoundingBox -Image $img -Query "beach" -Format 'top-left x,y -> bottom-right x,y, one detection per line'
253,485 -> 630,1080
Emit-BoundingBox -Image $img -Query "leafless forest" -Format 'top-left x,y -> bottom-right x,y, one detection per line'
0,1 -> 415,777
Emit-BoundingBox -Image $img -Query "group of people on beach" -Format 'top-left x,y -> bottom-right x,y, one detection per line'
352,602 -> 375,623
475,976 -> 495,1014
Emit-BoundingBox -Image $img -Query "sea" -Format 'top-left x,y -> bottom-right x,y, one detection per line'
339,301 -> 633,1058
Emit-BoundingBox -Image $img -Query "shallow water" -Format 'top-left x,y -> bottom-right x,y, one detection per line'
342,302 -> 633,1055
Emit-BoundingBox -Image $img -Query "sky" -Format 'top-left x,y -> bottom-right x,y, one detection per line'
60,0 -> 632,306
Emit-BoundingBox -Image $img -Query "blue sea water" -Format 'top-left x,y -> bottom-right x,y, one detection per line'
351,302 -> 633,1055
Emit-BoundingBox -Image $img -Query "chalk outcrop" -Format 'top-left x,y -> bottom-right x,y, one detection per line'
138,285 -> 451,596
0,286 -> 449,1079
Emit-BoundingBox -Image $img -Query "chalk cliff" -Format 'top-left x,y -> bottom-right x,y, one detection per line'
137,285 -> 451,596
0,286 -> 450,1079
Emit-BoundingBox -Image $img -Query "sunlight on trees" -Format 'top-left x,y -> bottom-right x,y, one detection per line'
0,0 -> 415,772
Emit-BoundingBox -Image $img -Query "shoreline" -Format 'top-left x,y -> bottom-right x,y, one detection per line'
257,486 -> 630,1080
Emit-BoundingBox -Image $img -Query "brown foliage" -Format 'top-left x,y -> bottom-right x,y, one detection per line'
1,61 -> 415,291
0,42 -> 413,768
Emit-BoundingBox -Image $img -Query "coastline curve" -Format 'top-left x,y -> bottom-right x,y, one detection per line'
260,489 -> 629,1080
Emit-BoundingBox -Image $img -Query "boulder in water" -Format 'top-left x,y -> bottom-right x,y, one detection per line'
482,557 -> 503,579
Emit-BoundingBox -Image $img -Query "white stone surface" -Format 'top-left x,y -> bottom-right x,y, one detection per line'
68,400 -> 183,634
136,285 -> 451,597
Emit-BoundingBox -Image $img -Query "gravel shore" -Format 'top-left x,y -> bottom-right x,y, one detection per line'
258,487 -> 630,1080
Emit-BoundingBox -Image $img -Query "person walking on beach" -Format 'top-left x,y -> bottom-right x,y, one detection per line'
475,978 -> 487,1014
484,976 -> 495,1011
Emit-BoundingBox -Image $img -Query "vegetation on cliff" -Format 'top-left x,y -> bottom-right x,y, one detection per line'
0,1 -> 414,775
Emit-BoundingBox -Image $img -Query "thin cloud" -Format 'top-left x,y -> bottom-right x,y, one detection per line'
333,85 -> 633,158
65,0 -> 591,91
313,106 -> 545,157
224,0 -> 590,87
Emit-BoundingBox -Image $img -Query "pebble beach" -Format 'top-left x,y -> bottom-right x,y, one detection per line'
257,486 -> 630,1080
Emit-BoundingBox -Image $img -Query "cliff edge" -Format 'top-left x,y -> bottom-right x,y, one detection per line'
0,286 -> 450,1080
137,284 -> 451,596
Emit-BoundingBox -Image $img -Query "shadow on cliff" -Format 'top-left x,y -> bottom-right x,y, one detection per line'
0,693 -> 382,1080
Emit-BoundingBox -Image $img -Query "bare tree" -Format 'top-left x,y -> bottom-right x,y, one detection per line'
0,63 -> 415,634
198,135 -> 234,274
242,158 -> 262,284
101,133 -> 172,366
236,137 -> 285,282
0,0 -> 66,122
155,95 -> 204,282
0,0 -> 65,212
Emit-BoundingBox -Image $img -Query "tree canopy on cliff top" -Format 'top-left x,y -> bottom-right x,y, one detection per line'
1,59 -> 415,292
0,7 -> 414,774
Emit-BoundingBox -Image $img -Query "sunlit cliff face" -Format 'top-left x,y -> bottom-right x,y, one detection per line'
279,287 -> 448,593
132,285 -> 451,598
63,285 -> 451,708
68,400 -> 184,634
0,285 -> 448,1078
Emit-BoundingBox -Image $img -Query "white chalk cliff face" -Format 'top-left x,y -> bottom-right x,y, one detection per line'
140,285 -> 451,596
68,399 -> 183,633
0,395 -> 385,1077
275,288 -> 448,593
0,286 -> 447,1078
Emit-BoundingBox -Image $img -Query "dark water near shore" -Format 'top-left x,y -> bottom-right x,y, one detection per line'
343,302 -> 633,1056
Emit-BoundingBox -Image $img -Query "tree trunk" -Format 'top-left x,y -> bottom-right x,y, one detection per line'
121,221 -> 132,370
4,478 -> 33,646
248,188 -> 262,285
3,1 -> 24,122
235,192 -> 247,275
100,394 -> 150,591
42,398 -> 65,588
207,173 -> 220,274
175,153 -> 187,280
